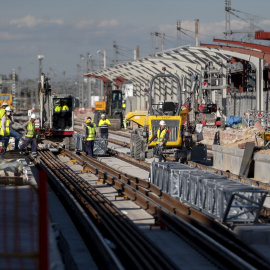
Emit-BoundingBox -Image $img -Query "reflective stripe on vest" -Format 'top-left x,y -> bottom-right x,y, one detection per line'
86,126 -> 96,141
0,118 -> 10,136
156,128 -> 167,143
26,121 -> 35,138
99,119 -> 110,134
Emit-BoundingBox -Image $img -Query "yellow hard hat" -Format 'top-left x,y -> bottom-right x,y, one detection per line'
86,119 -> 91,124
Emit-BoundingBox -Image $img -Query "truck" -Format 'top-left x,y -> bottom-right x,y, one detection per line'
126,68 -> 198,162
35,73 -> 75,150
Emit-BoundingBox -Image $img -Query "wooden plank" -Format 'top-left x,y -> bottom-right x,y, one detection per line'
239,142 -> 255,177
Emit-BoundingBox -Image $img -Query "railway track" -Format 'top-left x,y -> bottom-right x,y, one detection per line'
52,148 -> 270,269
38,149 -> 179,269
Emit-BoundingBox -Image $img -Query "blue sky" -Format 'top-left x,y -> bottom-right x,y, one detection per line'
0,0 -> 269,80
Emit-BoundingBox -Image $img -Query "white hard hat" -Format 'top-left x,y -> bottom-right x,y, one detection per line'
31,114 -> 36,119
101,114 -> 105,118
5,106 -> 11,111
159,120 -> 166,126
2,102 -> 8,106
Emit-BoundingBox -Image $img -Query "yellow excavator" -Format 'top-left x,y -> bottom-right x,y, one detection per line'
126,69 -> 195,161
94,89 -> 124,130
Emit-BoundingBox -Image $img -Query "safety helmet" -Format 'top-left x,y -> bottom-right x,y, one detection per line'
159,120 -> 166,126
2,102 -> 8,106
5,106 -> 11,111
31,114 -> 36,119
86,119 -> 91,124
55,100 -> 60,105
101,114 -> 105,118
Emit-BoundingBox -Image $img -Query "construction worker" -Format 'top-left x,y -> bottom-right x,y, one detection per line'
122,101 -> 126,110
0,102 -> 8,119
0,106 -> 12,149
84,119 -> 96,157
148,120 -> 169,162
54,100 -> 69,128
87,117 -> 96,128
19,114 -> 37,160
123,117 -> 127,129
7,108 -> 22,150
98,114 -> 111,139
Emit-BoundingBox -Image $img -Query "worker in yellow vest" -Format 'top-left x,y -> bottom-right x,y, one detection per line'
54,100 -> 69,128
84,119 -> 96,157
19,114 -> 37,160
122,101 -> 126,110
0,106 -> 12,149
148,120 -> 170,162
0,102 -> 8,119
98,114 -> 111,139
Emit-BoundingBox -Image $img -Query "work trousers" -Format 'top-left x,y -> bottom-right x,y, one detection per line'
19,137 -> 37,158
85,140 -> 95,157
10,129 -> 22,149
100,133 -> 108,139
1,136 -> 10,149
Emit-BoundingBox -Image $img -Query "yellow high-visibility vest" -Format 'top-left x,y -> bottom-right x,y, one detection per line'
156,128 -> 167,143
86,125 -> 96,141
0,108 -> 5,119
0,117 -> 10,136
25,121 -> 35,138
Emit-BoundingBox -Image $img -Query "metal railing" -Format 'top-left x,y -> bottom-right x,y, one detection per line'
0,170 -> 48,270
73,133 -> 107,155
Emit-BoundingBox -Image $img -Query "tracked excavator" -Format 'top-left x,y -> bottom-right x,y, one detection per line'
94,85 -> 124,130
35,73 -> 75,150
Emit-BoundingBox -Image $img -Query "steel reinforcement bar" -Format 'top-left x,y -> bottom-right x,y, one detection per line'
38,149 -> 178,270
62,149 -> 270,269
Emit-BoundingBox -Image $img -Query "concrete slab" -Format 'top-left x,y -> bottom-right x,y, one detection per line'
48,190 -> 98,270
234,224 -> 270,262
97,156 -> 149,180
143,230 -> 218,269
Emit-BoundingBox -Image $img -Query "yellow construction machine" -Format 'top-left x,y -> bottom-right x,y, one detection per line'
94,89 -> 123,130
126,69 -> 196,161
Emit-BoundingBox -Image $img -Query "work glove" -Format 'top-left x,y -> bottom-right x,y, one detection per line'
158,142 -> 163,146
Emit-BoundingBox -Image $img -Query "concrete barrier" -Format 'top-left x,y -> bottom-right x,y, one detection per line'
212,145 -> 244,175
254,153 -> 270,184
213,145 -> 270,183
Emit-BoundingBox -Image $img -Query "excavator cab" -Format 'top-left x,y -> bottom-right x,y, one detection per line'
111,90 -> 123,112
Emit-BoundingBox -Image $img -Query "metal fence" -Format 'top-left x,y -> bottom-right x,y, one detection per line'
0,171 -> 48,270
73,133 -> 107,155
150,162 -> 267,223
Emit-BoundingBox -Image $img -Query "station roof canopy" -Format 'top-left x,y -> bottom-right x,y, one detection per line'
84,46 -> 234,86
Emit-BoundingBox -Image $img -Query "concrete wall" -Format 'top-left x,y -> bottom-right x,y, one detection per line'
212,145 -> 270,183
225,91 -> 270,117
253,153 -> 270,184
212,145 -> 244,175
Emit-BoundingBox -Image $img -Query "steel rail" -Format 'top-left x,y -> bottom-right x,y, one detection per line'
63,149 -> 270,269
37,151 -> 124,270
38,149 -> 178,270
